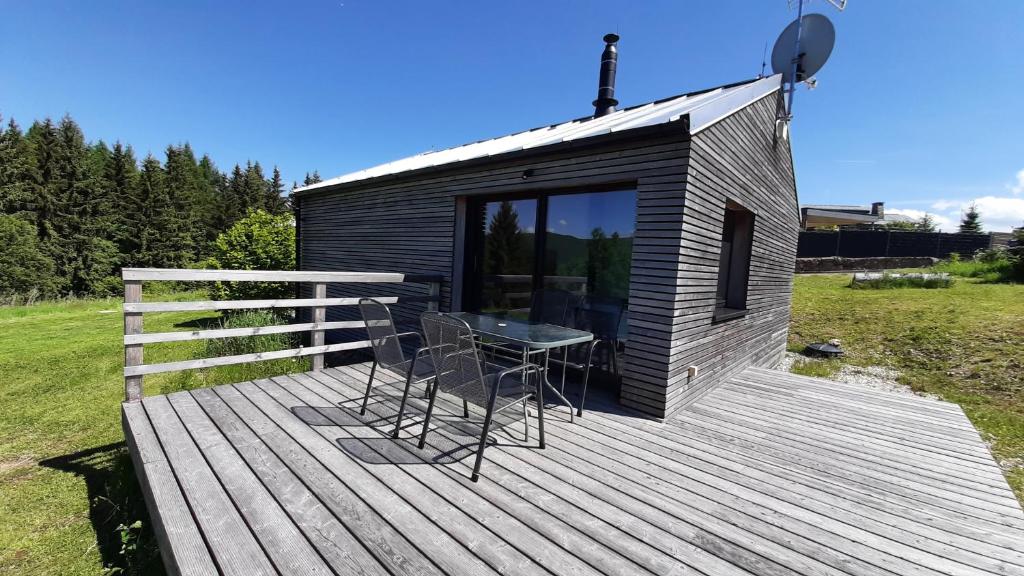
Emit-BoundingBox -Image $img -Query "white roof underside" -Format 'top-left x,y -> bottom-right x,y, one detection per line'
297,74 -> 782,193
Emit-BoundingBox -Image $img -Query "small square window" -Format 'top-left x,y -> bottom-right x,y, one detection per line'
714,200 -> 754,321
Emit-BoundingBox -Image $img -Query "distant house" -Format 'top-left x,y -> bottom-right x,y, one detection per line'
292,36 -> 799,418
800,201 -> 890,229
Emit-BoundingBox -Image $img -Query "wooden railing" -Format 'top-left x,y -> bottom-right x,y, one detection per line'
122,268 -> 442,402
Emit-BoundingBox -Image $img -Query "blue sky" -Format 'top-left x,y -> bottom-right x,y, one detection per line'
3,1 -> 1023,231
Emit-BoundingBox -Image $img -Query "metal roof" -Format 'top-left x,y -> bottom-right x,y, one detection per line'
296,74 -> 783,193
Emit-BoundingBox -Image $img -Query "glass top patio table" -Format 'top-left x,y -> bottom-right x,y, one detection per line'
447,312 -> 594,350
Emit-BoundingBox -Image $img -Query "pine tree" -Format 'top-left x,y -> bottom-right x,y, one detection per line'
959,203 -> 983,234
242,161 -> 267,213
24,119 -> 60,245
485,201 -> 525,275
106,142 -> 141,261
303,171 -> 322,186
164,144 -> 203,260
0,118 -> 35,220
266,166 -> 287,213
222,164 -> 246,227
195,154 -> 225,252
50,116 -> 118,294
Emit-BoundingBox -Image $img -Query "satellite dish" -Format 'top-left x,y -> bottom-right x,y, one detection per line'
771,13 -> 835,84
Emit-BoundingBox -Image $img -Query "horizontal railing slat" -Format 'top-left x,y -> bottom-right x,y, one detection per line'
121,268 -> 443,283
124,321 -> 365,345
124,295 -> 437,313
123,341 -> 371,377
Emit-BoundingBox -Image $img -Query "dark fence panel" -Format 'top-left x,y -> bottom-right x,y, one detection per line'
797,232 -> 839,257
797,230 -> 992,259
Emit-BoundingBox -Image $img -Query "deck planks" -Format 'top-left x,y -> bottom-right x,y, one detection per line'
124,363 -> 1024,576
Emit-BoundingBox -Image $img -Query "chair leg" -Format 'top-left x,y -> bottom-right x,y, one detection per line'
417,380 -> 440,449
535,369 -> 545,449
360,362 -> 377,415
392,366 -> 416,438
471,396 -> 499,482
462,398 -> 470,418
522,397 -> 530,442
577,340 -> 598,418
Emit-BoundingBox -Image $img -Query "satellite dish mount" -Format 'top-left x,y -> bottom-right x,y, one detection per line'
771,0 -> 841,121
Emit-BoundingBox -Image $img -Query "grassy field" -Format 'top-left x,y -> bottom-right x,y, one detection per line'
788,274 -> 1024,499
0,294 -> 307,575
0,275 -> 1021,574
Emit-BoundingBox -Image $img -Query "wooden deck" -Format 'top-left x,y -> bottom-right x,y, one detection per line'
124,363 -> 1024,576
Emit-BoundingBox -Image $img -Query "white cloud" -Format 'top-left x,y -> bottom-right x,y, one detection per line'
926,196 -> 1024,232
1010,169 -> 1024,195
558,219 -> 568,226
885,208 -> 953,231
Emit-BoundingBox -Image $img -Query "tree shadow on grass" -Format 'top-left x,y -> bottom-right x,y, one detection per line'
39,442 -> 164,576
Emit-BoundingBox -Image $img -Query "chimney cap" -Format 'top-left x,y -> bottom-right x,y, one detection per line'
603,33 -> 620,44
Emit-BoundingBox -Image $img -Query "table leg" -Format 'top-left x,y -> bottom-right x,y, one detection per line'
540,348 -> 575,423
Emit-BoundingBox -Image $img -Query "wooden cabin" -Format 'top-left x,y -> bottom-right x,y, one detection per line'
292,38 -> 798,419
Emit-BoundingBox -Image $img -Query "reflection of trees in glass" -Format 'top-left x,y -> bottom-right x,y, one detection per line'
586,227 -> 631,299
485,201 -> 524,274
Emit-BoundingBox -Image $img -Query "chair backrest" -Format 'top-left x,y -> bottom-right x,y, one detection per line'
575,294 -> 626,341
359,298 -> 406,368
420,312 -> 485,396
529,288 -> 576,326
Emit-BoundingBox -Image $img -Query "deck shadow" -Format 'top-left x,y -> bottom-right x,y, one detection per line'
38,442 -> 164,575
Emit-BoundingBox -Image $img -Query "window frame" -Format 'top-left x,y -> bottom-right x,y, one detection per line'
462,185 -> 637,314
713,199 -> 755,323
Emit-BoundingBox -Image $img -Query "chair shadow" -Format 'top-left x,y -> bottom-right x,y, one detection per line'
173,316 -> 221,329
290,389 -> 506,466
38,442 -> 164,575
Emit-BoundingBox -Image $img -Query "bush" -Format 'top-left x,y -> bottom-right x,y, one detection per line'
849,273 -> 952,290
203,210 -> 295,300
933,247 -> 1020,282
0,214 -> 61,300
204,309 -> 296,358
162,309 -> 309,394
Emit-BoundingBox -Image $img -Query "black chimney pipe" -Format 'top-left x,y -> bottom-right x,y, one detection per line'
592,33 -> 619,118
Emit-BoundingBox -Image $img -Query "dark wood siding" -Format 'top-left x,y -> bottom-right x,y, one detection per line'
650,92 -> 798,416
296,92 -> 798,419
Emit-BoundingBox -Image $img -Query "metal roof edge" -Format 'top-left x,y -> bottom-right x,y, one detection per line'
686,74 -> 783,136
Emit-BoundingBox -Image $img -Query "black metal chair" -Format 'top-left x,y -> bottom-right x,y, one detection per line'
558,294 -> 626,416
417,312 -> 544,482
358,298 -> 436,438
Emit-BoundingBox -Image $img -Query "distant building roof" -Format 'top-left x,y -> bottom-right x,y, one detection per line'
296,74 -> 783,194
801,202 -> 886,229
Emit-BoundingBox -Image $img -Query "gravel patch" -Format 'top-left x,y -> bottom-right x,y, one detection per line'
775,352 -> 940,400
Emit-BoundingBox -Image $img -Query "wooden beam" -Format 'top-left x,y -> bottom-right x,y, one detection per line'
124,321 -> 365,345
124,280 -> 143,402
121,268 -> 443,283
123,295 -> 438,313
123,341 -> 371,377
311,283 -> 327,371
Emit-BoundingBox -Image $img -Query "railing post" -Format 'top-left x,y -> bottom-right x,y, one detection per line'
426,280 -> 440,312
124,280 -> 144,402
311,282 -> 327,371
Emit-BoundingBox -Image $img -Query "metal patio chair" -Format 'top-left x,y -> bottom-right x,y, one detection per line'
556,294 -> 626,416
358,298 -> 436,438
417,312 -> 545,482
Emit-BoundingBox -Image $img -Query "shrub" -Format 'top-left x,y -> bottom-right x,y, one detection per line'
933,247 -> 1020,282
203,210 -> 295,300
0,214 -> 61,300
162,309 -> 308,394
849,273 -> 952,290
204,309 -> 296,358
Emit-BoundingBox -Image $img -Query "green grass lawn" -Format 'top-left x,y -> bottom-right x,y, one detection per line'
1,276 -> 1021,574
0,294 -> 307,575
788,274 -> 1024,500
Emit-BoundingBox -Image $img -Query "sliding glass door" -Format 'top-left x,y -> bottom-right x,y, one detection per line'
465,189 -> 636,328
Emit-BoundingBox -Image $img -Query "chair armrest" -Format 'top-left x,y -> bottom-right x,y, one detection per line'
394,331 -> 424,348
